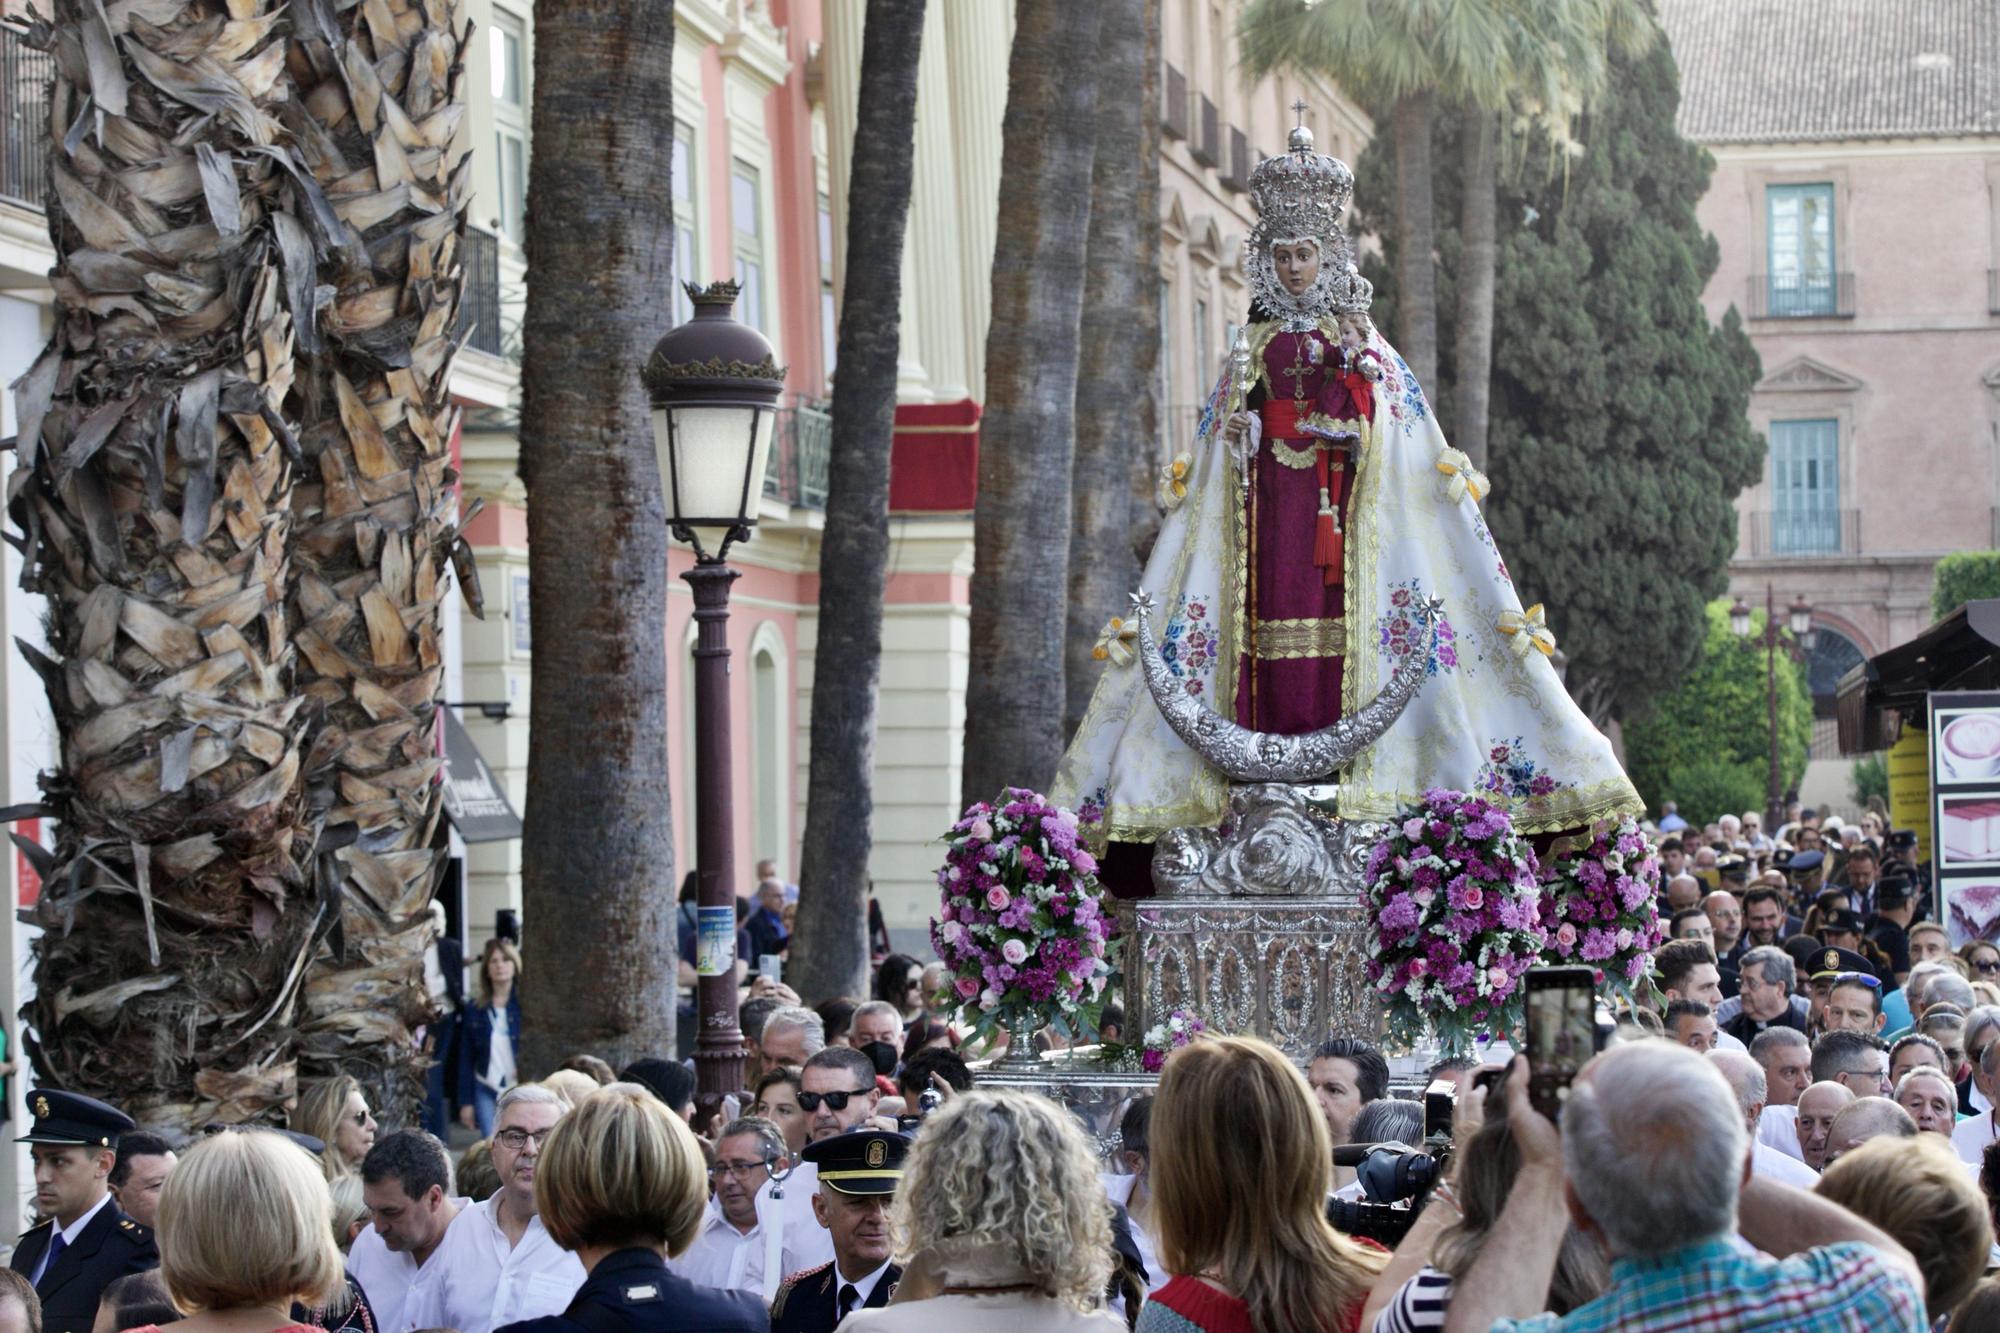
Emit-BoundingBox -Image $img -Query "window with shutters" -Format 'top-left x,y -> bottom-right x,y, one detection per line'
1766,184 -> 1835,317
1770,418 -> 1840,554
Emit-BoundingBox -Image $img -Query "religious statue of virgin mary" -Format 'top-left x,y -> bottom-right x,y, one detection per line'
1053,120 -> 1641,888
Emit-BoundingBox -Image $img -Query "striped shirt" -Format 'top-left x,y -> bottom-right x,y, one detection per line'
1374,1266 -> 1452,1332
1492,1238 -> 1923,1333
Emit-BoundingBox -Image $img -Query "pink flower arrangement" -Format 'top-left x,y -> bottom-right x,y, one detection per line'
1537,816 -> 1665,1003
931,787 -> 1116,1041
1364,789 -> 1547,1054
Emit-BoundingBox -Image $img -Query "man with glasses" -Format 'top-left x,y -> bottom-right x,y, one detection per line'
403,1084 -> 582,1333
798,1048 -> 887,1144
671,1116 -> 814,1301
1722,948 -> 1806,1048
1811,1030 -> 1892,1101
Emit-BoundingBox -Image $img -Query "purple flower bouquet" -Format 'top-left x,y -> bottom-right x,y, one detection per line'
1538,816 -> 1666,1005
931,787 -> 1116,1043
1363,789 -> 1547,1055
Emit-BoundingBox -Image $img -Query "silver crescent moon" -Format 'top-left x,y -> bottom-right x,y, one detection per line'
1131,588 -> 1436,784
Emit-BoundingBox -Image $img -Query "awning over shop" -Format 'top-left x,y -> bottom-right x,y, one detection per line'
1836,600 -> 2000,755
440,708 -> 523,842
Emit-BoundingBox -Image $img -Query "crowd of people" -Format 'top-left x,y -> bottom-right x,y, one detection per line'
5,806 -> 1998,1332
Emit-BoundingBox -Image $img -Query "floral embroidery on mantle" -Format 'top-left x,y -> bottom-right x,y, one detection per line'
1161,596 -> 1218,696
1475,736 -> 1572,803
1377,581 -> 1463,677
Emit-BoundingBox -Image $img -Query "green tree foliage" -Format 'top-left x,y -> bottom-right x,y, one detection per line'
1849,752 -> 1889,808
1623,601 -> 1813,819
1349,39 -> 1763,726
1662,758 -> 1767,832
1931,551 -> 2000,621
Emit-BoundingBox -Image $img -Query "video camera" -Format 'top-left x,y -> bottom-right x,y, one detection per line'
1323,1079 -> 1458,1247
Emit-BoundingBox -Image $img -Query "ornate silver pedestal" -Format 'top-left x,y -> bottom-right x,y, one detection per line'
1129,783 -> 1385,1058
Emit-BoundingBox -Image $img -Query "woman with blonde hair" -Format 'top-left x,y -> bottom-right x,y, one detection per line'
460,937 -> 525,1134
1137,1036 -> 1387,1333
492,1083 -> 762,1333
842,1089 -> 1124,1332
292,1076 -> 377,1179
127,1130 -> 343,1333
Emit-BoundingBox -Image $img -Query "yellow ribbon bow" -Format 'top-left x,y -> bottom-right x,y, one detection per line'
1092,614 -> 1139,667
1157,453 -> 1192,510
1435,447 -> 1490,504
1498,604 -> 1557,658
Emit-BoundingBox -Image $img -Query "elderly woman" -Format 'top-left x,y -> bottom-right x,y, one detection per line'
842,1090 -> 1124,1332
292,1076 -> 377,1180
1138,1037 -> 1385,1333
495,1083 -> 763,1333
125,1130 -> 344,1333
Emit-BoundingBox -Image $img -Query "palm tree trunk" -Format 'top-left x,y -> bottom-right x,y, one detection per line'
13,0 -> 320,1131
286,0 -> 473,1124
1453,103 -> 1498,471
1390,90 -> 1438,396
962,0 -> 1105,807
790,0 -> 926,1006
1063,0 -> 1157,745
516,0 -> 678,1073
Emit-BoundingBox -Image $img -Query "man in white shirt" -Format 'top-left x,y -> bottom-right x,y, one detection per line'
670,1116 -> 816,1301
1953,1037 -> 2000,1166
402,1085 -> 582,1333
1711,1051 -> 1818,1188
348,1131 -> 465,1333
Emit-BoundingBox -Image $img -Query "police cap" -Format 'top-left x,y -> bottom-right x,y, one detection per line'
19,1089 -> 134,1149
802,1129 -> 910,1196
1810,946 -> 1878,982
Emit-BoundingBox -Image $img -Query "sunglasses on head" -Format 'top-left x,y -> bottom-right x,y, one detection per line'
797,1087 -> 872,1112
1832,971 -> 1881,990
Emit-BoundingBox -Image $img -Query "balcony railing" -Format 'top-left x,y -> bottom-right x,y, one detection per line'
1,29 -> 51,209
1742,507 -> 1859,558
459,225 -> 503,357
1192,95 -> 1220,168
1220,127 -> 1250,193
1746,272 -> 1855,320
1162,64 -> 1188,141
765,401 -> 830,509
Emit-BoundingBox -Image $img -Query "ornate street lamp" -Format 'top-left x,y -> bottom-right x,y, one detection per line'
644,280 -> 783,1097
1732,585 -> 1814,836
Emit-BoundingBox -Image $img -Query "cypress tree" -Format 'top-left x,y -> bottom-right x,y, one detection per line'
1350,39 -> 1763,728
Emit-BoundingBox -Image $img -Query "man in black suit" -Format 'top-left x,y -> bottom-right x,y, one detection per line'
9,1090 -> 158,1333
770,1130 -> 907,1333
422,900 -> 466,1138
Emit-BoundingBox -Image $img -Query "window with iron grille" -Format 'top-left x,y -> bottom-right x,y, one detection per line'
1766,184 -> 1835,317
1770,418 -> 1841,554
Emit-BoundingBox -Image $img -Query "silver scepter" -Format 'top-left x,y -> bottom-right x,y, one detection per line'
1227,327 -> 1253,492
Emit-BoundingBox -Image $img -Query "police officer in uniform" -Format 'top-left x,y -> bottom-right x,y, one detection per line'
9,1090 -> 158,1333
770,1131 -> 908,1333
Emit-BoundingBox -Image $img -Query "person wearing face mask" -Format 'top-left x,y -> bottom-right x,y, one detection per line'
847,1003 -> 905,1087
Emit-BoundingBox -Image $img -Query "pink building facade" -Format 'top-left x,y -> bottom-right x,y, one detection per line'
1663,1 -> 2000,731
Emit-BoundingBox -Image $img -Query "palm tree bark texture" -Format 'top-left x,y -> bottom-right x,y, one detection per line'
516,0 -> 678,1073
1063,0 -> 1158,746
790,0 -> 924,1006
7,0 -> 470,1130
961,0 -> 1104,809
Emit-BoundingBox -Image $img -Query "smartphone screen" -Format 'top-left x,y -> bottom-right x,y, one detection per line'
758,954 -> 782,983
1526,966 -> 1598,1122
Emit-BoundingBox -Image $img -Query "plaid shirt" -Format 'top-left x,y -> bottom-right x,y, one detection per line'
1492,1238 -> 1925,1333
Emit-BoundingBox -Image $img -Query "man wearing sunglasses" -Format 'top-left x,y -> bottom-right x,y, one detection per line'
798,1049 -> 887,1144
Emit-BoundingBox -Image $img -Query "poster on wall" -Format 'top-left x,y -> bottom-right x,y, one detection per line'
1887,726 -> 1932,866
1931,692 -> 2000,946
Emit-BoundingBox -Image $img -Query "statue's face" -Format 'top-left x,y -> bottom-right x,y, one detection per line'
1270,239 -> 1321,296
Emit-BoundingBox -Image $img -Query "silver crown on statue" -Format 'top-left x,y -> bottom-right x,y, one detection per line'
1247,120 -> 1353,247
1328,261 -> 1374,315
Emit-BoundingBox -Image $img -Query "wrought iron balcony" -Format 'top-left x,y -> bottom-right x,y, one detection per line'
1742,507 -> 1859,558
0,29 -> 51,209
459,225 -> 503,357
1747,272 -> 1855,320
1162,64 -> 1188,141
765,401 -> 830,509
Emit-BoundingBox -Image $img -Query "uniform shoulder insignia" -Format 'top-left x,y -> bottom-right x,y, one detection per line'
117,1219 -> 152,1242
779,1262 -> 831,1285
619,1284 -> 660,1304
770,1263 -> 829,1321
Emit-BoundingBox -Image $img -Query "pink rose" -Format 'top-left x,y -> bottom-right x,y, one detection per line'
969,819 -> 994,841
1555,922 -> 1578,951
1463,886 -> 1484,910
1001,938 -> 1029,965
954,976 -> 979,998
987,886 -> 1011,910
1487,966 -> 1509,990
